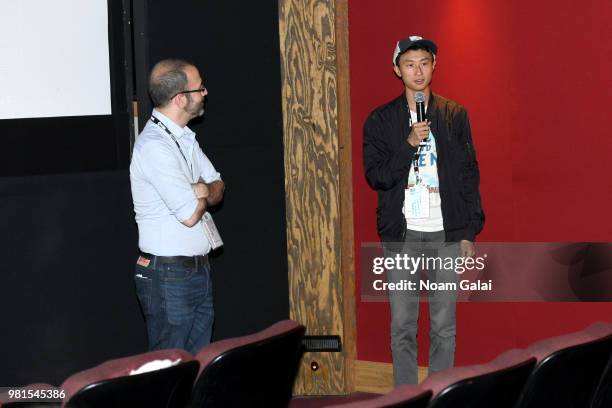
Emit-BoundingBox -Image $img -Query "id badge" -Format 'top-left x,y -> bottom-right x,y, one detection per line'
405,185 -> 430,218
202,212 -> 224,249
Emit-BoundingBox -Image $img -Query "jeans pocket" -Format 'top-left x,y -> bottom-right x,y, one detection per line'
134,273 -> 153,315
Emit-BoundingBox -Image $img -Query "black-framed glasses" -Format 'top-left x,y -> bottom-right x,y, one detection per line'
172,86 -> 207,99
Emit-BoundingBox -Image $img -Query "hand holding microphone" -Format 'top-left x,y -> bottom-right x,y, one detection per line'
407,120 -> 431,147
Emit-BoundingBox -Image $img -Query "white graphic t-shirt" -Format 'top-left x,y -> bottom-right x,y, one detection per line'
404,110 -> 444,231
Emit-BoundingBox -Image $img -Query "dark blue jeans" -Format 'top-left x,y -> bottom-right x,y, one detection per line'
134,255 -> 214,355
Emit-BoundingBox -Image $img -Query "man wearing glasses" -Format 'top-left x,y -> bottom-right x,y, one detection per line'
130,59 -> 224,354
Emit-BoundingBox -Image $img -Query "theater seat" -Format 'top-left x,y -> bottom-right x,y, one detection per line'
515,321 -> 612,408
421,349 -> 536,408
289,392 -> 382,408
324,385 -> 432,408
60,348 -> 198,408
188,319 -> 306,408
1,349 -> 197,408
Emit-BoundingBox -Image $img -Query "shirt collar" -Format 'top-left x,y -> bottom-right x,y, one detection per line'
151,109 -> 196,142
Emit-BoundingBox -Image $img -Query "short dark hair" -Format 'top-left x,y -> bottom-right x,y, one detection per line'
395,45 -> 435,66
148,59 -> 193,108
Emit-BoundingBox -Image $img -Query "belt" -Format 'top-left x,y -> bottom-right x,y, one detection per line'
139,251 -> 208,267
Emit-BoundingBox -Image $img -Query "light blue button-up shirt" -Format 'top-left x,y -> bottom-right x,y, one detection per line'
130,110 -> 221,256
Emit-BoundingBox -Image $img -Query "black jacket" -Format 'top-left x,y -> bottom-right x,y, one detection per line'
363,92 -> 484,242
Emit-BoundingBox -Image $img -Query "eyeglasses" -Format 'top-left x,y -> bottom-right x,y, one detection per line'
172,86 -> 207,99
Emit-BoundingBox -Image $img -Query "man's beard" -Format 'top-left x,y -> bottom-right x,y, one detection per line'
185,94 -> 205,118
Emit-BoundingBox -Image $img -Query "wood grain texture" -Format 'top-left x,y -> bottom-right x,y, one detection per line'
355,361 -> 429,393
278,0 -> 346,395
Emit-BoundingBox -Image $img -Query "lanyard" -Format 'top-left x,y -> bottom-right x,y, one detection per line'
150,116 -> 192,172
407,107 -> 425,185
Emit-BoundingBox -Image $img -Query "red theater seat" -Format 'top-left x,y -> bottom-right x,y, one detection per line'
324,385 -> 431,408
188,319 -> 306,408
1,349 -> 198,408
421,349 -> 536,408
61,348 -> 197,407
515,321 -> 612,408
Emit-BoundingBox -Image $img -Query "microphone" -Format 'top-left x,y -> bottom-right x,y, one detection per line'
415,91 -> 426,122
415,91 -> 428,142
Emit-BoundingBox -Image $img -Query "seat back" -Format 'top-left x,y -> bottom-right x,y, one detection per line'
61,349 -> 198,408
423,349 -> 536,408
189,320 -> 306,408
516,322 -> 612,408
325,385 -> 432,408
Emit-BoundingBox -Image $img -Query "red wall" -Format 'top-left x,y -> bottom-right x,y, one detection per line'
349,0 -> 612,365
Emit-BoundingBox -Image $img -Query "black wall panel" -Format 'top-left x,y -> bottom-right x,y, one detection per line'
0,172 -> 145,385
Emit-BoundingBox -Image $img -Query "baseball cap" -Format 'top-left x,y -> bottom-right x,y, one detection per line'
393,35 -> 438,65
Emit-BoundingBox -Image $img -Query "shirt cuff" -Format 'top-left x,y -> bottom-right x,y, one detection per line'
174,195 -> 199,223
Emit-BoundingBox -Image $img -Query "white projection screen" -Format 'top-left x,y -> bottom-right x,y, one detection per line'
0,0 -> 111,120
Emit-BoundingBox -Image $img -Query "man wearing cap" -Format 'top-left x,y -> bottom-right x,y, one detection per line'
363,36 -> 484,384
130,59 -> 224,354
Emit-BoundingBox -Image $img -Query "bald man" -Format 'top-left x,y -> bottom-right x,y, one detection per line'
130,59 -> 224,354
